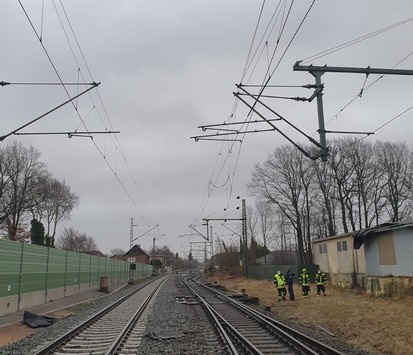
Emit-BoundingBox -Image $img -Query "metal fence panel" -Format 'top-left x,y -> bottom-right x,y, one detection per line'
0,240 -> 22,297
90,256 -> 100,283
47,248 -> 68,289
0,240 -> 135,302
66,250 -> 81,287
79,254 -> 91,285
20,244 -> 48,293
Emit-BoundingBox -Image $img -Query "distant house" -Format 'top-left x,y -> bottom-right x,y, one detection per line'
255,250 -> 298,265
123,244 -> 150,264
313,219 -> 413,297
83,250 -> 106,257
110,255 -> 125,261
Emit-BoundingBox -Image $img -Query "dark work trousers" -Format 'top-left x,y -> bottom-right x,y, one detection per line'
277,287 -> 287,301
287,283 -> 295,301
317,284 -> 326,296
302,285 -> 310,297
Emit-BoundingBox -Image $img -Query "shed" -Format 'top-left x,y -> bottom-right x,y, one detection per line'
313,219 -> 413,297
313,233 -> 365,289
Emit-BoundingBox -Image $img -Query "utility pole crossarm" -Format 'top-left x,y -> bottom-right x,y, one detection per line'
188,224 -> 208,242
292,61 -> 413,162
203,218 -> 246,222
293,61 -> 413,76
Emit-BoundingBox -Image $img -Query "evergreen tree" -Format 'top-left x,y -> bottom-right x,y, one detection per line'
31,218 -> 45,246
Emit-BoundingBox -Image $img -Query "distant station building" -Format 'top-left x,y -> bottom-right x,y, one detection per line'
123,244 -> 150,265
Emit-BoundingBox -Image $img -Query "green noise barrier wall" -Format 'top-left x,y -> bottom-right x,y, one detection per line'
0,239 -> 153,310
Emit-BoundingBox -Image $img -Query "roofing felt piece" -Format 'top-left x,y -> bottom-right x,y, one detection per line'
23,311 -> 57,328
353,219 -> 413,249
146,329 -> 185,341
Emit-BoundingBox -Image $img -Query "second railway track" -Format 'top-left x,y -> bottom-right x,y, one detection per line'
184,276 -> 345,355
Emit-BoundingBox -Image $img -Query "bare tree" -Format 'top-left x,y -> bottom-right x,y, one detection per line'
246,204 -> 257,245
249,138 -> 413,250
31,177 -> 79,244
249,145 -> 314,264
312,159 -> 336,236
327,138 -> 361,233
346,139 -> 382,229
377,141 -> 413,222
0,142 -> 47,240
111,248 -> 127,256
56,227 -> 99,252
254,201 -> 275,263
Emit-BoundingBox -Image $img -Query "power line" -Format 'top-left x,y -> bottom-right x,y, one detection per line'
17,0 -> 155,227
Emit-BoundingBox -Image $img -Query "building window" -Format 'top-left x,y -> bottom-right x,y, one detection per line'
377,235 -> 396,265
337,240 -> 348,252
318,244 -> 327,254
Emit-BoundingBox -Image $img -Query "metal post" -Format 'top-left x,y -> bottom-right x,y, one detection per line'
210,225 -> 213,269
189,246 -> 192,275
128,218 -> 135,284
312,72 -> 328,162
242,199 -> 248,277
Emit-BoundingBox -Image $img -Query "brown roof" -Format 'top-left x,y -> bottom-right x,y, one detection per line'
83,250 -> 106,257
123,244 -> 150,257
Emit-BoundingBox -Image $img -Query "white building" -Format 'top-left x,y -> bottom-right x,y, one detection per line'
313,219 -> 413,297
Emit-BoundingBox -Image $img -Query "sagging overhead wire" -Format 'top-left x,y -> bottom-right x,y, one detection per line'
16,0 -> 155,228
193,1 -> 317,226
56,0 -> 157,227
300,16 -> 413,65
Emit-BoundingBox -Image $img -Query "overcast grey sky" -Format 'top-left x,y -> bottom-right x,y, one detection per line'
2,1 -> 413,257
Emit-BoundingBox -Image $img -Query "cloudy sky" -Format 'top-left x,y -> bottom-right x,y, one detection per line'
2,1 -> 413,258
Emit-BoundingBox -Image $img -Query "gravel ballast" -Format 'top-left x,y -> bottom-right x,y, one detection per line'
0,273 -> 368,355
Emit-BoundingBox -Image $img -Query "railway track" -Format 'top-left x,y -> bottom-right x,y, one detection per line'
29,273 -> 347,354
33,275 -> 168,355
184,277 -> 345,355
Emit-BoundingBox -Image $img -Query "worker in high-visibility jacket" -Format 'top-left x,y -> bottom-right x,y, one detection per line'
299,268 -> 310,298
273,271 -> 287,302
315,270 -> 327,296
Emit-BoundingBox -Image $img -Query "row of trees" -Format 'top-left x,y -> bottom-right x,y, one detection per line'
0,141 -> 79,246
248,138 -> 413,265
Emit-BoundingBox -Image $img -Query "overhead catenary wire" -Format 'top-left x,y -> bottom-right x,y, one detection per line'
17,0 -> 156,228
193,1 -> 316,228
56,0 -> 157,227
300,16 -> 413,65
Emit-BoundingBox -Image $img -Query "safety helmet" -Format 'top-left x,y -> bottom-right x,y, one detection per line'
277,270 -> 281,274
302,268 -> 307,272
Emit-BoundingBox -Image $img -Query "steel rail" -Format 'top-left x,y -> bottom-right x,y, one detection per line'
193,278 -> 344,355
104,276 -> 168,354
183,277 -> 241,355
34,276 -> 167,355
